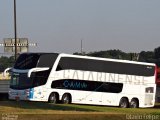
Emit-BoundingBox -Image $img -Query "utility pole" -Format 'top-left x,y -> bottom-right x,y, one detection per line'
81,39 -> 83,54
14,0 -> 17,60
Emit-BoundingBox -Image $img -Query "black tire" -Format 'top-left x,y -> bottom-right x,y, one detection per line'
119,98 -> 129,108
48,93 -> 58,104
129,99 -> 139,108
62,93 -> 71,104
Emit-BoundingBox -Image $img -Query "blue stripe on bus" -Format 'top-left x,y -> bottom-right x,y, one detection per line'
29,88 -> 34,99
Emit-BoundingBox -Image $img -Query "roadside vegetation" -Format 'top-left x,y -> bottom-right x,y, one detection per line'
74,46 -> 160,67
1,46 -> 160,73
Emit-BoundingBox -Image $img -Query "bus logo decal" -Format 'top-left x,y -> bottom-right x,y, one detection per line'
63,80 -> 87,89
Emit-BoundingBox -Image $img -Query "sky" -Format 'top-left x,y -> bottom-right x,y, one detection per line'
0,0 -> 160,54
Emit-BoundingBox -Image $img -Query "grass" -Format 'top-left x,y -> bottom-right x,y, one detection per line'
0,101 -> 160,120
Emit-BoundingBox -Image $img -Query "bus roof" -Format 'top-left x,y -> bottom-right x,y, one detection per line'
21,52 -> 155,66
59,53 -> 155,66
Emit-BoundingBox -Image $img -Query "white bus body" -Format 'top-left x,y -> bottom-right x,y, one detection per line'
8,53 -> 156,108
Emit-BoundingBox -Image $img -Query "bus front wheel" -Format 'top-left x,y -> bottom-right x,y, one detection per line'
62,93 -> 71,104
48,93 -> 59,104
119,97 -> 129,108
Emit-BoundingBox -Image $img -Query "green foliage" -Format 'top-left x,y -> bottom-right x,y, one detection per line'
0,56 -> 14,72
1,46 -> 160,72
74,49 -> 136,60
154,46 -> 160,59
86,49 -> 131,60
138,51 -> 154,62
74,46 -> 160,66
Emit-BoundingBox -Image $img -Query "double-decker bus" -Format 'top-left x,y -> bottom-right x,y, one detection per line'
7,53 -> 157,108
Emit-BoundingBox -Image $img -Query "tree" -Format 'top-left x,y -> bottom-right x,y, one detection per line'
0,56 -> 14,72
138,51 -> 154,62
154,46 -> 160,59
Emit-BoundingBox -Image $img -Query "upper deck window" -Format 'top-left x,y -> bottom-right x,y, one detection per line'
14,53 -> 40,69
14,53 -> 58,70
57,57 -> 155,77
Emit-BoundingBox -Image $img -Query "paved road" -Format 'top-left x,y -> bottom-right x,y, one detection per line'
0,80 -> 10,93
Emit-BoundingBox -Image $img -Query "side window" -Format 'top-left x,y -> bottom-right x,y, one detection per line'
37,54 -> 58,68
31,70 -> 50,87
56,57 -> 83,71
56,57 -> 70,71
56,65 -> 63,71
93,82 -> 123,93
56,57 -> 155,76
56,57 -> 104,72
51,79 -> 123,93
107,83 -> 123,93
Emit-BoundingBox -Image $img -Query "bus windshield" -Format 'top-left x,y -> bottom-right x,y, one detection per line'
10,73 -> 32,89
14,53 -> 58,69
14,53 -> 40,69
10,70 -> 50,89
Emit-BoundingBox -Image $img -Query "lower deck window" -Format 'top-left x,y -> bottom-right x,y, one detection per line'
51,79 -> 123,93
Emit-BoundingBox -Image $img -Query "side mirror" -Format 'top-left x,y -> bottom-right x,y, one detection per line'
28,67 -> 49,77
3,67 -> 12,77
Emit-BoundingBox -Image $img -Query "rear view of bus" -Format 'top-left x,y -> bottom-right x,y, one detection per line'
8,53 -> 58,101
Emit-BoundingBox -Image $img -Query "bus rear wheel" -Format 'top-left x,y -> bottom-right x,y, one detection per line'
48,93 -> 58,104
119,97 -> 129,108
62,93 -> 71,104
129,98 -> 139,108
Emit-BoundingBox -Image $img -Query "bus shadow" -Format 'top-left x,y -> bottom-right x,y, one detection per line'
0,93 -> 8,101
0,101 -> 97,112
154,103 -> 160,108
